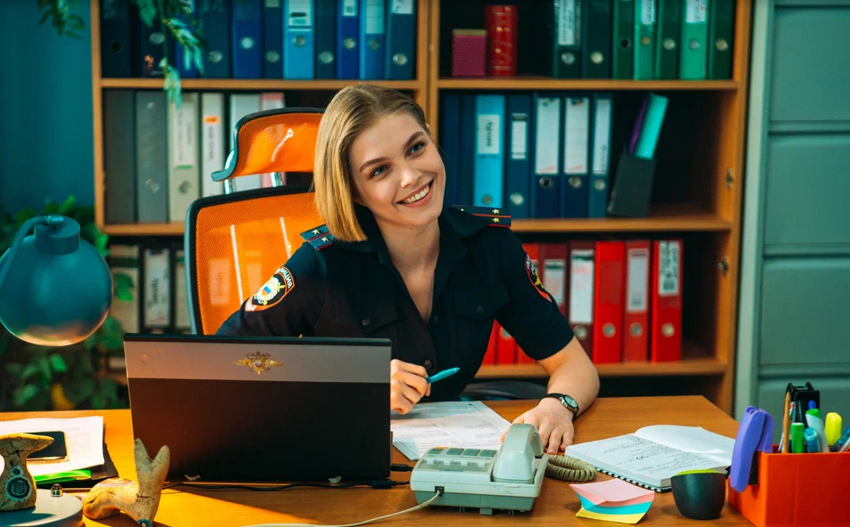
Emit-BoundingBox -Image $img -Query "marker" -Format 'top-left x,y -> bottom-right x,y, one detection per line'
791,423 -> 805,453
804,428 -> 821,453
806,409 -> 829,453
825,413 -> 843,447
425,367 -> 460,384
831,426 -> 850,453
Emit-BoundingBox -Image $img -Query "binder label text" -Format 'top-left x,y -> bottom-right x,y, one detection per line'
477,114 -> 501,155
558,0 -> 577,46
658,241 -> 680,296
686,0 -> 707,24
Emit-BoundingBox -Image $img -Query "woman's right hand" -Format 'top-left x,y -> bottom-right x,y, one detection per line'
390,359 -> 431,415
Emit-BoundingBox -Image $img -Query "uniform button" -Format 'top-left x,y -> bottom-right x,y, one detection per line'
476,306 -> 485,316
424,360 -> 433,369
361,317 -> 371,327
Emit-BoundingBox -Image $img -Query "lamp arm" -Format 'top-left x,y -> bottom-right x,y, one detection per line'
0,215 -> 63,298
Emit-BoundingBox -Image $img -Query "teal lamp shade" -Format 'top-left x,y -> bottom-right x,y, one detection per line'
0,215 -> 112,346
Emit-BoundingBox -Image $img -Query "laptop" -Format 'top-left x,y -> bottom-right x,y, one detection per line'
123,334 -> 392,483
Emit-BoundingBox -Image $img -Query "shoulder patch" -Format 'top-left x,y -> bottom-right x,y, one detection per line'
452,205 -> 512,227
246,266 -> 295,312
300,225 -> 335,251
525,255 -> 551,300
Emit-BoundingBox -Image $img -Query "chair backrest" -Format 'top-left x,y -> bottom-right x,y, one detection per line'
186,108 -> 324,335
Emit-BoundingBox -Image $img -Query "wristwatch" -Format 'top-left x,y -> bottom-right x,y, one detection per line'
543,393 -> 579,417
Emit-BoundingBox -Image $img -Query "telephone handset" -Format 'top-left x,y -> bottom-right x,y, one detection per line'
410,423 -> 549,515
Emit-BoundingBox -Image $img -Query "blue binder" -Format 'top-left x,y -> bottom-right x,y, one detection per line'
100,0 -> 133,77
315,0 -> 337,78
359,0 -> 386,79
505,94 -> 532,219
232,0 -> 262,78
440,94 -> 462,207
531,93 -> 562,219
473,95 -> 506,209
458,95 -> 477,206
561,94 -> 591,218
200,0 -> 231,78
588,92 -> 613,218
264,0 -> 284,77
337,0 -> 359,79
284,0 -> 316,79
385,0 -> 415,79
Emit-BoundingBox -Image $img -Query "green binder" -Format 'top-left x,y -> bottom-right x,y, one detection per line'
654,0 -> 680,79
633,0 -> 656,80
679,0 -> 709,80
612,0 -> 634,79
537,0 -> 583,78
708,0 -> 734,79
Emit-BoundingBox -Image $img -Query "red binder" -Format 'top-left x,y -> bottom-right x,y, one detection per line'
495,322 -> 517,364
539,243 -> 569,318
569,241 -> 595,359
484,5 -> 518,76
623,240 -> 651,362
592,241 -> 625,363
483,322 -> 497,365
651,239 -> 683,362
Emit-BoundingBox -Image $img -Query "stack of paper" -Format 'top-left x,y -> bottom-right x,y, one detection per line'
0,417 -> 105,477
570,479 -> 655,524
390,401 -> 511,461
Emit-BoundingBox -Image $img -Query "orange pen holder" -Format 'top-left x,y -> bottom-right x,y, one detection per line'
727,445 -> 849,527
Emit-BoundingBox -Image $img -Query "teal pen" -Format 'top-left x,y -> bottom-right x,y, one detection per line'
804,428 -> 821,453
425,367 -> 460,384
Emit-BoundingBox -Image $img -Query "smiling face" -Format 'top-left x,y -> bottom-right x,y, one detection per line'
347,112 -> 446,231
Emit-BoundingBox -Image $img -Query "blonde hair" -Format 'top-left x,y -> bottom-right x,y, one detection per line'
314,84 -> 429,242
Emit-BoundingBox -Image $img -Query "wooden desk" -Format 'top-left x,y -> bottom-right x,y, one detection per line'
1,396 -> 749,526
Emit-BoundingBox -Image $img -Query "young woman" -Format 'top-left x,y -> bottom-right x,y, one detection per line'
217,85 -> 599,454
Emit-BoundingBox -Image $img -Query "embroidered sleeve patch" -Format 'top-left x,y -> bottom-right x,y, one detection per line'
246,266 -> 295,312
525,255 -> 552,301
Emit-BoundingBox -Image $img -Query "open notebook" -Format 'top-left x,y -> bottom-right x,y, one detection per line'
565,425 -> 735,492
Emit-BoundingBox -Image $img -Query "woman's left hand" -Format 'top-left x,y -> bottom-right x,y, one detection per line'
502,398 -> 575,454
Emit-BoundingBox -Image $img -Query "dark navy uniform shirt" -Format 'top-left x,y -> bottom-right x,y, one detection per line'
217,205 -> 575,401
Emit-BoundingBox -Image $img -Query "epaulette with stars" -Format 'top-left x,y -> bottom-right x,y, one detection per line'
300,225 -> 335,251
452,205 -> 512,227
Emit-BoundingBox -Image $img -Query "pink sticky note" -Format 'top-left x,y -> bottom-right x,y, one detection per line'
570,479 -> 655,505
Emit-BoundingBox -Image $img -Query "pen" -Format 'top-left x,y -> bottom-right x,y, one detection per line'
425,367 -> 460,384
781,391 -> 791,453
791,423 -> 805,453
830,426 -> 850,453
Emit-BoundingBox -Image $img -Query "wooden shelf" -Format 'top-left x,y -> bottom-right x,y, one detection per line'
438,76 -> 739,91
475,341 -> 726,380
511,203 -> 732,233
100,78 -> 423,91
102,223 -> 184,236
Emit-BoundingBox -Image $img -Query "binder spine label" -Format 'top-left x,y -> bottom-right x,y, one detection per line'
686,0 -> 707,23
477,114 -> 501,155
365,0 -> 385,33
565,98 -> 590,174
592,99 -> 612,175
266,0 -> 281,6
343,0 -> 357,16
391,0 -> 413,14
627,248 -> 649,312
558,0 -> 578,46
543,260 -> 567,306
535,97 -> 561,175
175,103 -> 197,167
289,0 -> 313,25
510,114 -> 528,160
658,241 -> 680,296
570,250 -> 595,324
641,0 -> 656,24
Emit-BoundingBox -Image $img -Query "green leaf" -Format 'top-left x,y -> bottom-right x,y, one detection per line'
38,9 -> 51,25
22,362 -> 41,381
114,273 -> 135,290
49,353 -> 68,374
14,385 -> 40,407
94,233 -> 109,252
135,0 -> 157,27
83,333 -> 98,351
99,377 -> 118,402
58,195 -> 76,215
43,199 -> 59,215
116,290 -> 134,302
91,394 -> 105,410
38,355 -> 53,383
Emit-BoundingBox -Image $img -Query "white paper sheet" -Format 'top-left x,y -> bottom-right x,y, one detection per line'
390,402 -> 512,461
0,416 -> 104,477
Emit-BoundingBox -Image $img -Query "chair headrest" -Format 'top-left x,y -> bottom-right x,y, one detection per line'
212,107 -> 324,182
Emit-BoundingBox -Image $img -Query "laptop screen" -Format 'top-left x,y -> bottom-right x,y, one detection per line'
124,334 -> 392,483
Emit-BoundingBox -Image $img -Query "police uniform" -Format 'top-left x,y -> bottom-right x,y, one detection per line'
217,204 -> 575,401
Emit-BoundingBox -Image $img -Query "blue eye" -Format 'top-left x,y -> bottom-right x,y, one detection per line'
371,166 -> 387,178
409,142 -> 426,155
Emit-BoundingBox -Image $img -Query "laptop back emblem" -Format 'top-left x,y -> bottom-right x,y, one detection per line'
234,352 -> 284,375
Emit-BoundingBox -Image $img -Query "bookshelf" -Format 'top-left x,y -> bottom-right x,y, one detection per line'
90,0 -> 752,414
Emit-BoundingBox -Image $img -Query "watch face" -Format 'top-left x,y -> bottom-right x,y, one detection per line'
560,395 -> 578,411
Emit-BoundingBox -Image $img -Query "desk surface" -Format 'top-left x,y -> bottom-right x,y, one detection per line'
0,396 -> 748,527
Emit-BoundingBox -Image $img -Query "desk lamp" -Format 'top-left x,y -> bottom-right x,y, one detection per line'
0,214 -> 112,526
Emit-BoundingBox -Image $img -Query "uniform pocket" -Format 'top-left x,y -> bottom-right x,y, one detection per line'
453,284 -> 510,320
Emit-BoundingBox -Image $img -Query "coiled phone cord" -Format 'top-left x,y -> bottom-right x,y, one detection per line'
545,455 -> 598,482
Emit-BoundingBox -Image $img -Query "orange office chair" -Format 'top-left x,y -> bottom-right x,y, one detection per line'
185,108 -> 324,335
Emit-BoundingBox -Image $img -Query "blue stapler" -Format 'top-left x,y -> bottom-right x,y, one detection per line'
729,406 -> 774,493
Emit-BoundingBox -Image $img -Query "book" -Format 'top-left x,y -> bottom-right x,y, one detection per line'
565,425 -> 735,491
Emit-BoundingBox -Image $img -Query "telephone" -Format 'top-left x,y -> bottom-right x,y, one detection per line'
409,423 -> 549,515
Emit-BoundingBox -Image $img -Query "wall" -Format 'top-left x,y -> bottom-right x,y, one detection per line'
0,1 -> 94,215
